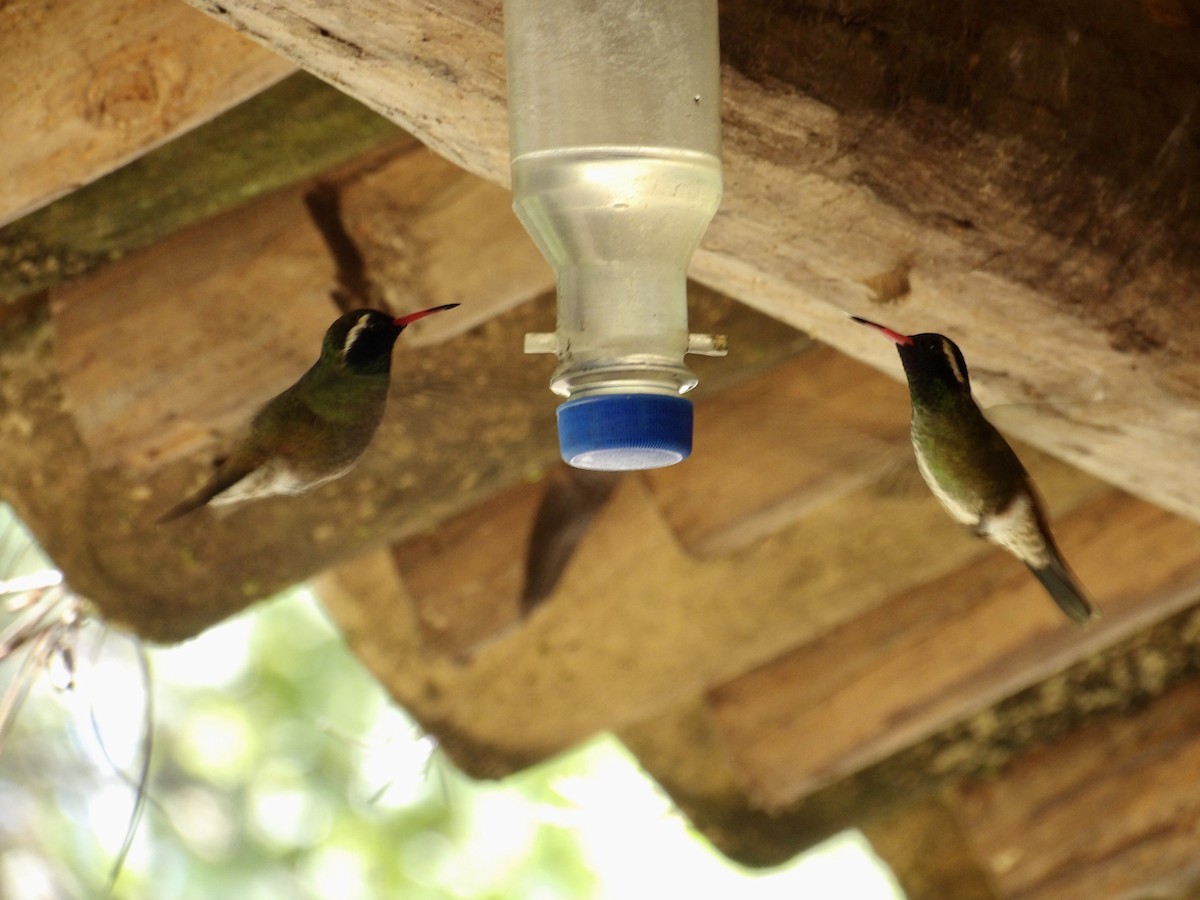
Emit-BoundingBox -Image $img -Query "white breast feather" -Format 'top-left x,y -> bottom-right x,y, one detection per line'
209,458 -> 355,507
977,493 -> 1051,568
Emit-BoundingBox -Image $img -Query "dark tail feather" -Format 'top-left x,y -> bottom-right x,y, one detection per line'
1028,550 -> 1098,625
156,462 -> 252,525
156,491 -> 215,525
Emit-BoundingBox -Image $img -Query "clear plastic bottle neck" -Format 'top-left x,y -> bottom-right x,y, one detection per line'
504,0 -> 724,469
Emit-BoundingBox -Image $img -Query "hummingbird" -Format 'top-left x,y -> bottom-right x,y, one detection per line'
852,316 -> 1097,625
157,304 -> 459,524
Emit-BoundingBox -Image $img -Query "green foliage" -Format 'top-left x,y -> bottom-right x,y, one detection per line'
0,583 -> 602,899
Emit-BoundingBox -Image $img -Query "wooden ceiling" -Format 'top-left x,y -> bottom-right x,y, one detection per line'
3,0 -> 1200,895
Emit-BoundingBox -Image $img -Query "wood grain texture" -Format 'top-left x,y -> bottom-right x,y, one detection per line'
0,73 -> 407,305
953,677 -> 1200,899
52,183 -> 340,472
644,347 -> 911,557
397,478 -> 543,658
0,0 -> 295,226
333,147 -> 551,346
185,0 -> 509,181
863,798 -> 999,900
708,490 -> 1200,809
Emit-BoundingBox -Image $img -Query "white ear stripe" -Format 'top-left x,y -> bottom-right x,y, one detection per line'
342,313 -> 372,356
941,339 -> 966,385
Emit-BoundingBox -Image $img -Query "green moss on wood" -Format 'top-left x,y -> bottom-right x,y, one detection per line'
0,72 -> 406,304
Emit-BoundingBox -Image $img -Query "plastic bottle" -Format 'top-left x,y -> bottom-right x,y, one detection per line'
505,0 -> 725,470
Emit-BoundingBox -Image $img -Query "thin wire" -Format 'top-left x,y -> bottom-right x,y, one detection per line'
0,585 -> 65,661
0,623 -> 63,755
0,517 -> 22,576
0,522 -> 156,896
103,637 -> 153,897
85,627 -> 154,898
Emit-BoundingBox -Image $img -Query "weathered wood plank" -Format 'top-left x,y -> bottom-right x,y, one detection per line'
332,147 -> 551,346
626,602 -> 1200,872
708,490 -> 1200,809
396,478 -> 542,658
182,0 -> 1200,530
952,676 -> 1200,899
862,799 -> 999,900
52,182 -> 339,471
184,0 -> 509,183
644,347 -> 911,557
0,73 -> 407,306
0,0 -> 295,227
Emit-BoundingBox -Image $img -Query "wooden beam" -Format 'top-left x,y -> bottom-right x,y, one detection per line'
53,181 -> 340,470
644,346 -> 911,557
1,132 -> 560,644
614,699 -> 845,869
862,798 -> 998,900
625,598 -> 1200,870
182,0 -> 1200,529
396,478 -> 542,658
331,146 -> 552,346
0,0 -> 294,227
951,676 -> 1200,899
707,489 -> 1200,810
0,73 -> 407,306
0,295 -> 564,642
0,138 -> 559,642
183,0 -> 509,182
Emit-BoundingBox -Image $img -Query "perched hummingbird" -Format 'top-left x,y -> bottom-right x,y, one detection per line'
852,316 -> 1097,625
157,304 -> 459,524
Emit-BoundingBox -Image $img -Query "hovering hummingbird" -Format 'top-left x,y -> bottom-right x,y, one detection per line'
852,316 -> 1097,624
157,304 -> 459,524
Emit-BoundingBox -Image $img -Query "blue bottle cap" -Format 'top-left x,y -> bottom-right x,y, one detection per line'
556,393 -> 693,471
